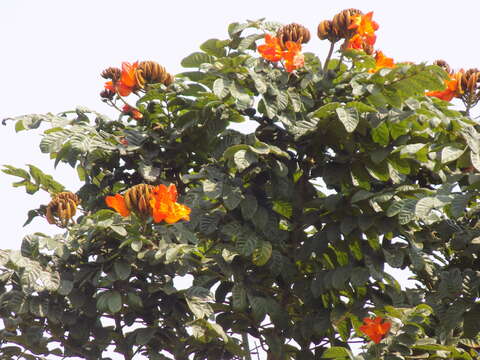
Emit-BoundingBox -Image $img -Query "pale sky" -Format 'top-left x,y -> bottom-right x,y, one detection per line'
0,0 -> 478,357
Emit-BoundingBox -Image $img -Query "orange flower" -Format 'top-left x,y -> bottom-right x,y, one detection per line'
164,202 -> 191,224
104,61 -> 139,96
258,34 -> 283,62
369,51 -> 395,73
283,41 -> 305,73
149,184 -> 190,224
122,104 -> 143,120
105,194 -> 131,217
348,11 -> 379,47
359,317 -> 391,344
426,71 -> 463,101
346,34 -> 364,50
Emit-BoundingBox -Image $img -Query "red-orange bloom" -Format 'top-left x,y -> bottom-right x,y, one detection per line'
426,71 -> 463,101
369,51 -> 395,73
346,34 -> 364,50
105,194 -> 131,217
258,34 -> 283,62
283,41 -> 305,73
359,317 -> 391,344
122,104 -> 143,120
349,11 -> 379,47
149,184 -> 191,224
104,61 -> 139,96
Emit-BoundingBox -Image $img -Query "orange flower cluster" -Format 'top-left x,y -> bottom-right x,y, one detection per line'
347,12 -> 379,51
426,70 -> 464,102
102,60 -> 174,98
105,183 -> 190,224
122,104 -> 143,120
258,34 -> 305,73
369,51 -> 395,73
105,62 -> 139,97
359,316 -> 391,344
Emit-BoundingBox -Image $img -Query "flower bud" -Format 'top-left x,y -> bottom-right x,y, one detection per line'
277,23 -> 311,50
135,61 -> 173,88
317,20 -> 339,42
124,184 -> 155,218
331,8 -> 362,39
433,60 -> 452,75
100,89 -> 115,100
461,68 -> 480,95
101,67 -> 122,81
46,192 -> 80,226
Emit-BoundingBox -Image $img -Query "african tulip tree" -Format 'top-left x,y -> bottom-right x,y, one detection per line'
2,8 -> 480,360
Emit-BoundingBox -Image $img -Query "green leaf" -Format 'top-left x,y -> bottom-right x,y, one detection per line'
213,78 -> 231,99
311,102 -> 340,118
203,179 -> 223,199
272,200 -> 292,218
236,230 -> 258,256
371,121 -> 390,147
241,195 -> 258,220
113,261 -> 131,280
336,107 -> 359,133
135,328 -> 156,346
222,184 -> 243,210
233,149 -> 257,171
238,33 -> 264,51
321,346 -> 352,358
346,101 -> 377,113
440,145 -> 465,164
97,291 -> 122,314
252,241 -> 272,266
181,52 -> 215,68
248,69 -> 267,94
186,296 -> 213,319
200,38 -> 227,58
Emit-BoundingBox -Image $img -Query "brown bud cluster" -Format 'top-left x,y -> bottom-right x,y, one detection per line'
460,68 -> 480,95
100,89 -> 115,100
135,61 -> 174,88
331,8 -> 362,39
317,20 -> 338,42
124,183 -> 154,218
276,23 -> 311,50
318,8 -> 362,43
460,68 -> 480,108
46,192 -> 80,227
101,67 -> 122,81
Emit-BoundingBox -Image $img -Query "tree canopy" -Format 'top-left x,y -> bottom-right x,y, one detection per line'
2,9 -> 480,360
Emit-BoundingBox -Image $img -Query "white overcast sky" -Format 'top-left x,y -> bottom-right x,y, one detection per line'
0,0 -> 479,358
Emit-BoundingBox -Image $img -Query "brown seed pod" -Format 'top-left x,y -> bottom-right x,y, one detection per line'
101,67 -> 122,81
433,60 -> 452,75
135,61 -> 173,88
277,23 -> 311,50
124,184 -> 155,218
331,8 -> 362,39
317,20 -> 339,42
46,192 -> 80,226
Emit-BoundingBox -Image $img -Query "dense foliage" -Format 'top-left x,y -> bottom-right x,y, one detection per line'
2,9 -> 480,360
